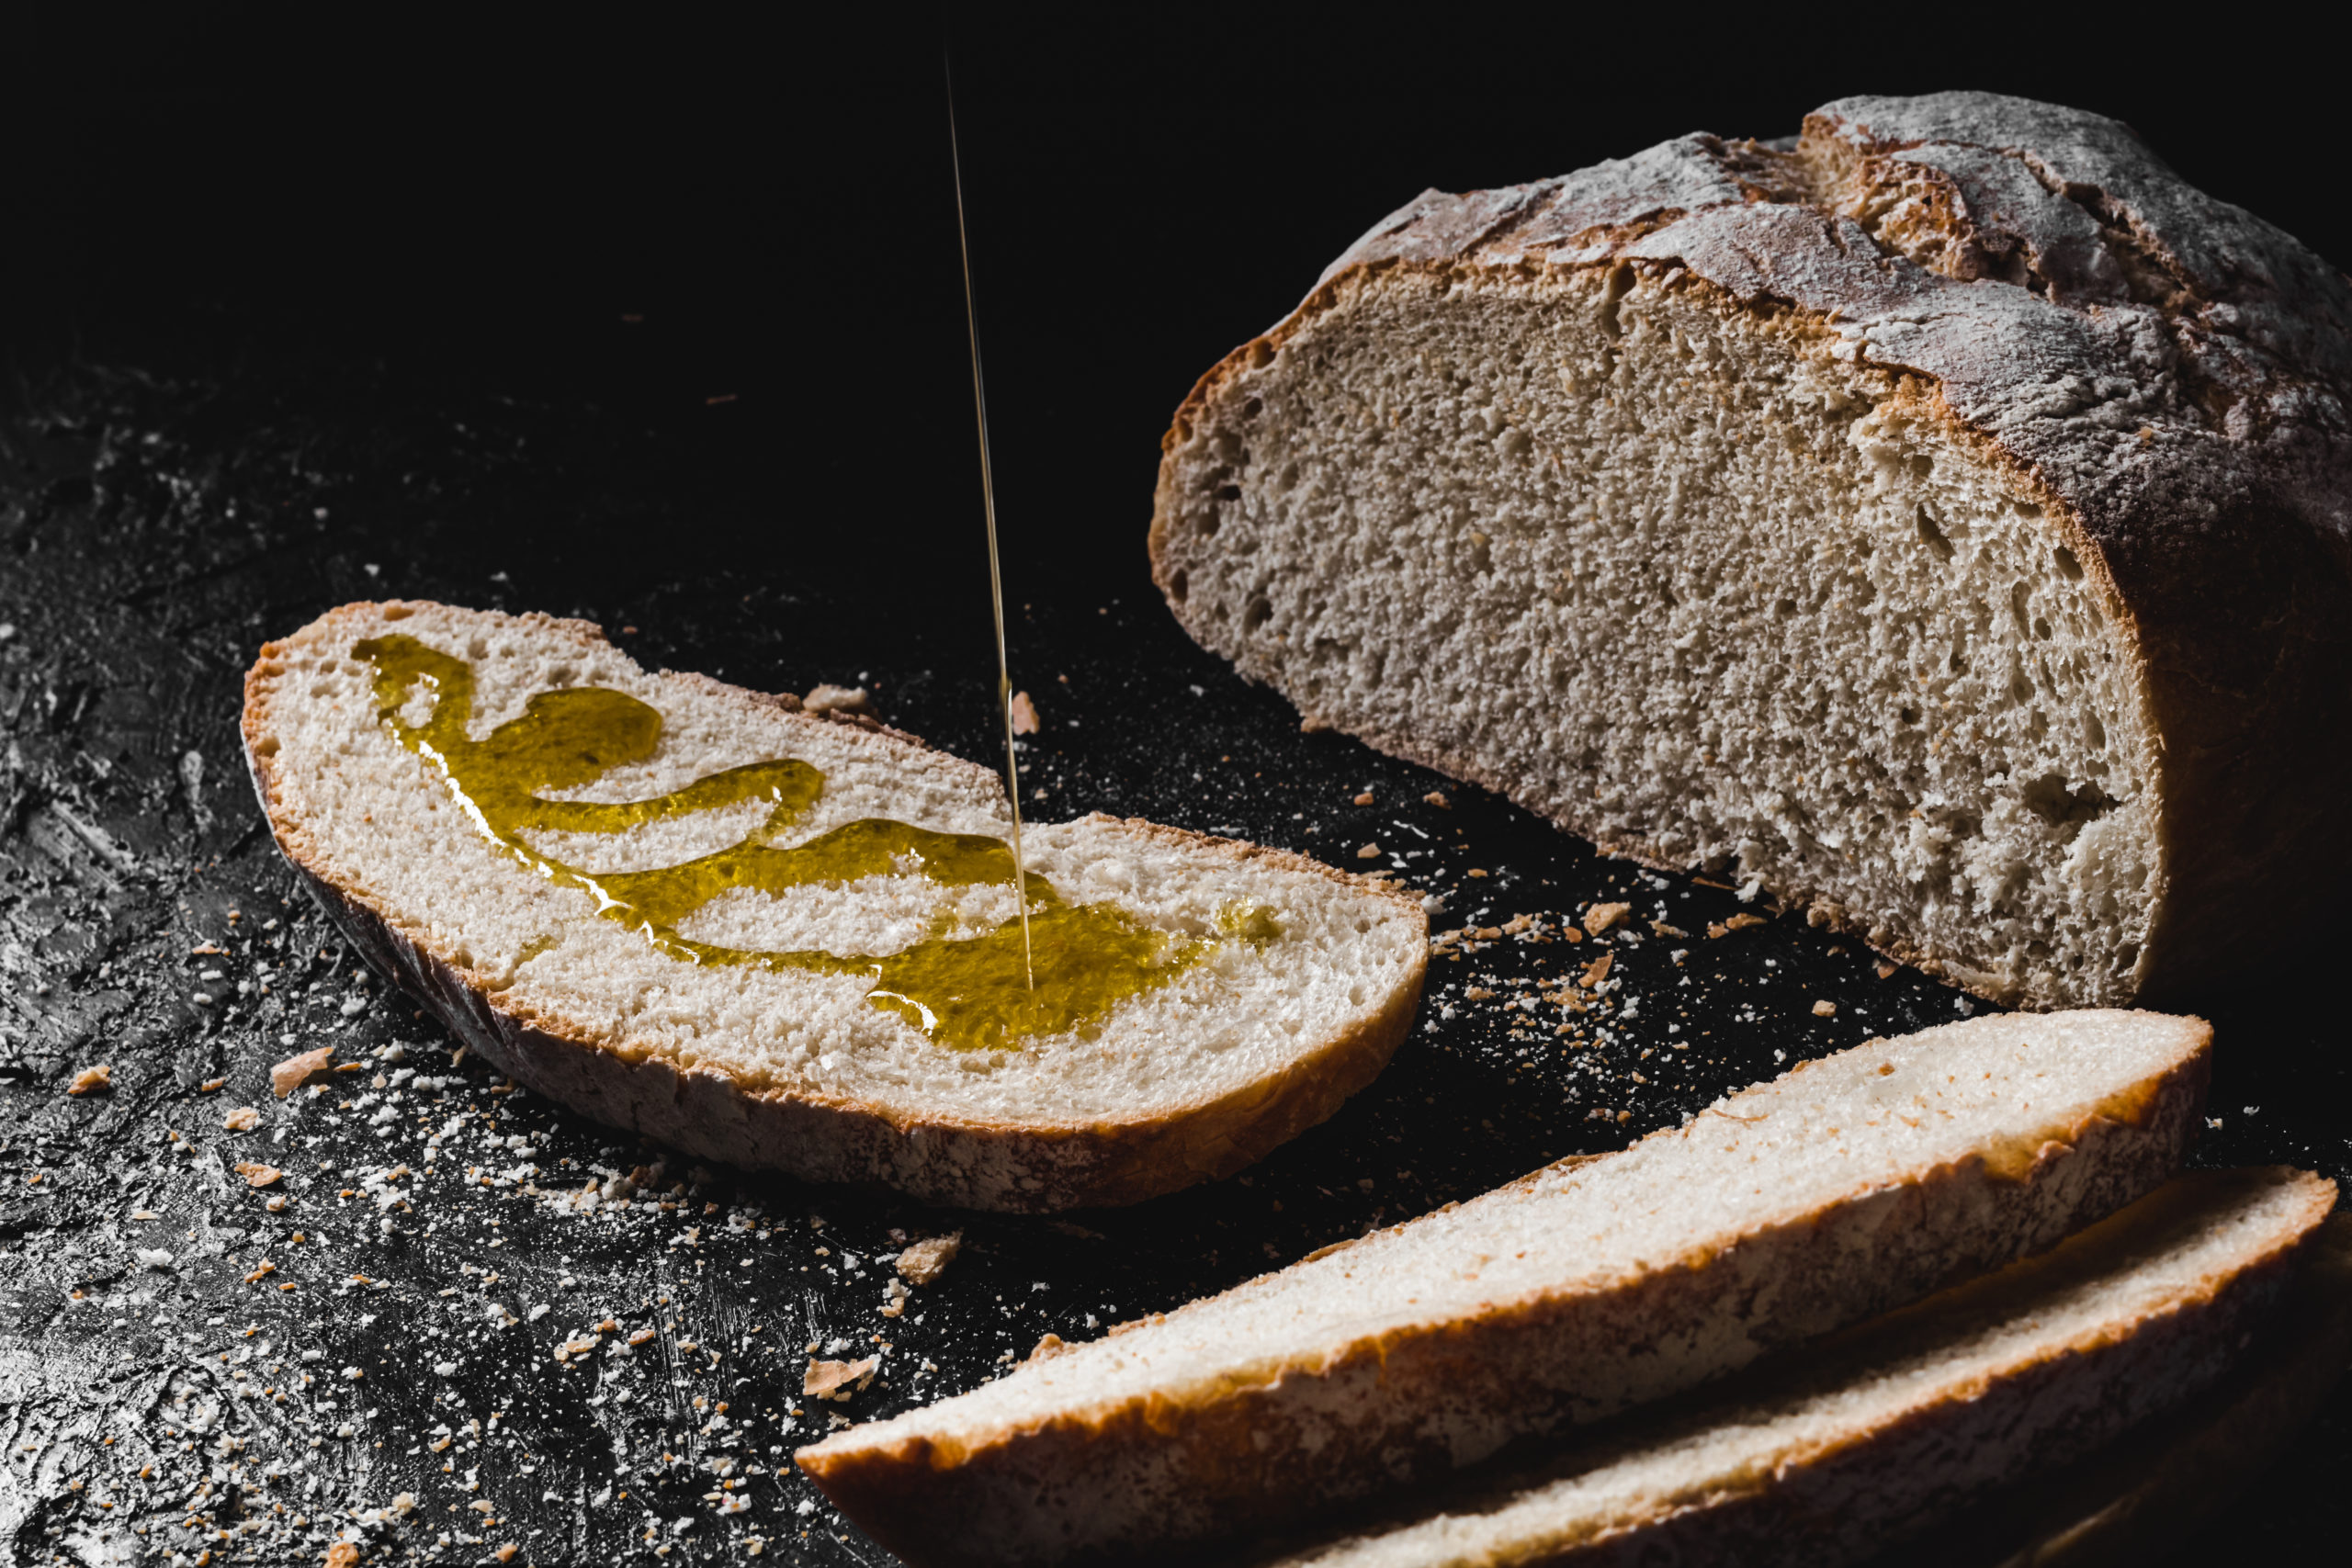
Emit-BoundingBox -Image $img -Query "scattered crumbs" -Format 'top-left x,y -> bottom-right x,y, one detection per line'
1008,691 -> 1040,734
1582,902 -> 1633,935
1812,1000 -> 1838,1017
1351,792 -> 1374,807
65,1065 -> 111,1096
1356,843 -> 1382,860
198,1076 -> 229,1093
222,1106 -> 261,1132
1466,868 -> 1489,878
803,683 -> 871,716
802,1358 -> 877,1400
896,1232 -> 963,1285
1422,791 -> 1450,808
235,1161 -> 285,1188
1876,962 -> 1899,979
271,1045 -> 335,1097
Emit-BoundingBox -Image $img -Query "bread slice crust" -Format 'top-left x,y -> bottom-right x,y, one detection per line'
242,601 -> 1425,1212
797,1011 -> 2211,1563
1149,92 -> 2352,1010
1250,1168 -> 2339,1568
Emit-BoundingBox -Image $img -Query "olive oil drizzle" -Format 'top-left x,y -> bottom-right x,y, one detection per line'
351,635 -> 1274,1052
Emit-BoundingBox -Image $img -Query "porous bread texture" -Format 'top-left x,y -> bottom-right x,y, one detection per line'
796,1010 -> 2211,1564
242,601 -> 1427,1211
1150,91 -> 2352,1010
1255,1168 -> 2337,1568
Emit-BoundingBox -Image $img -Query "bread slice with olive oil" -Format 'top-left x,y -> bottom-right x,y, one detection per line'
240,601 -> 1427,1212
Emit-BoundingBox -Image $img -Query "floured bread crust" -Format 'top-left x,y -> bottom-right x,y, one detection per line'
242,602 -> 1427,1211
1151,91 -> 2352,1010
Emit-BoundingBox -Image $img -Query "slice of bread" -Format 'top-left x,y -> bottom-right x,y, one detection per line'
1247,1168 -> 2337,1568
1149,92 -> 2352,1010
240,601 -> 1427,1212
1877,1208 -> 2352,1568
796,1010 -> 2211,1562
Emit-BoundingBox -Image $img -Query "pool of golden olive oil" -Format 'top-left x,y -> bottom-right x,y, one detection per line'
353,636 -> 1278,1050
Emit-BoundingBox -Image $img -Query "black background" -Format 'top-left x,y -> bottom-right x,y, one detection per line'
2,6 -> 2346,1564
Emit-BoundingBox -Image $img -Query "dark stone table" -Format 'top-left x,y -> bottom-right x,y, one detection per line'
3,15 -> 2345,1564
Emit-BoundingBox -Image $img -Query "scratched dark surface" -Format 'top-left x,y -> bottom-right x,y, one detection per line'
4,12 -> 2350,1567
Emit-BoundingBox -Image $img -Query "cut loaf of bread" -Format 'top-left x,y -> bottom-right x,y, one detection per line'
1150,91 -> 2352,1010
241,601 -> 1427,1212
797,1010 -> 2211,1563
1250,1168 -> 2337,1568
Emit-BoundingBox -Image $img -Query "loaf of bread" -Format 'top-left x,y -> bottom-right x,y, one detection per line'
1150,92 -> 2352,1009
1250,1168 -> 2337,1568
797,1010 -> 2211,1562
241,602 -> 1427,1211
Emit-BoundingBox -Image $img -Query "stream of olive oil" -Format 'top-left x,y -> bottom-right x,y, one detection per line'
354,635 -> 1273,1051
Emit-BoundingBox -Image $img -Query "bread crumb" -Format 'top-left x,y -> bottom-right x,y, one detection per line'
1351,792 -> 1374,807
1876,962 -> 1899,980
897,1232 -> 963,1285
243,1260 -> 277,1283
1356,842 -> 1381,860
271,1046 -> 334,1098
1583,902 -> 1633,934
222,1106 -> 260,1132
1724,913 -> 1768,932
803,1357 -> 877,1400
1008,691 -> 1040,735
1464,987 -> 1495,1001
1650,921 -> 1687,939
1026,1333 -> 1070,1363
235,1161 -> 284,1189
1299,715 -> 1332,733
198,1077 -> 228,1093
1422,791 -> 1450,808
1580,952 -> 1613,988
66,1065 -> 111,1096
325,1542 -> 360,1567
1466,868 -> 1488,878
1813,999 -> 1838,1017
803,683 -> 872,716
496,1547 -> 518,1564
1501,914 -> 1535,935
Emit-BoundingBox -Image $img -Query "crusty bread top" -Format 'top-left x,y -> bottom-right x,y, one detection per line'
808,1009 -> 2209,1450
1300,92 -> 2352,568
243,601 -> 1426,1128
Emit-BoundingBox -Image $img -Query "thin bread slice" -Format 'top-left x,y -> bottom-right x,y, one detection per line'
1250,1168 -> 2337,1568
1870,1210 -> 2352,1568
240,601 -> 1427,1211
797,1010 -> 2211,1562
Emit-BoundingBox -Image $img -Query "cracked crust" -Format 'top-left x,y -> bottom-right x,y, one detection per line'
1149,91 -> 2352,1007
240,602 -> 1425,1213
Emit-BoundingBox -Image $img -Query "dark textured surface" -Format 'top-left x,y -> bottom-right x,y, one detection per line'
3,13 -> 2349,1566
